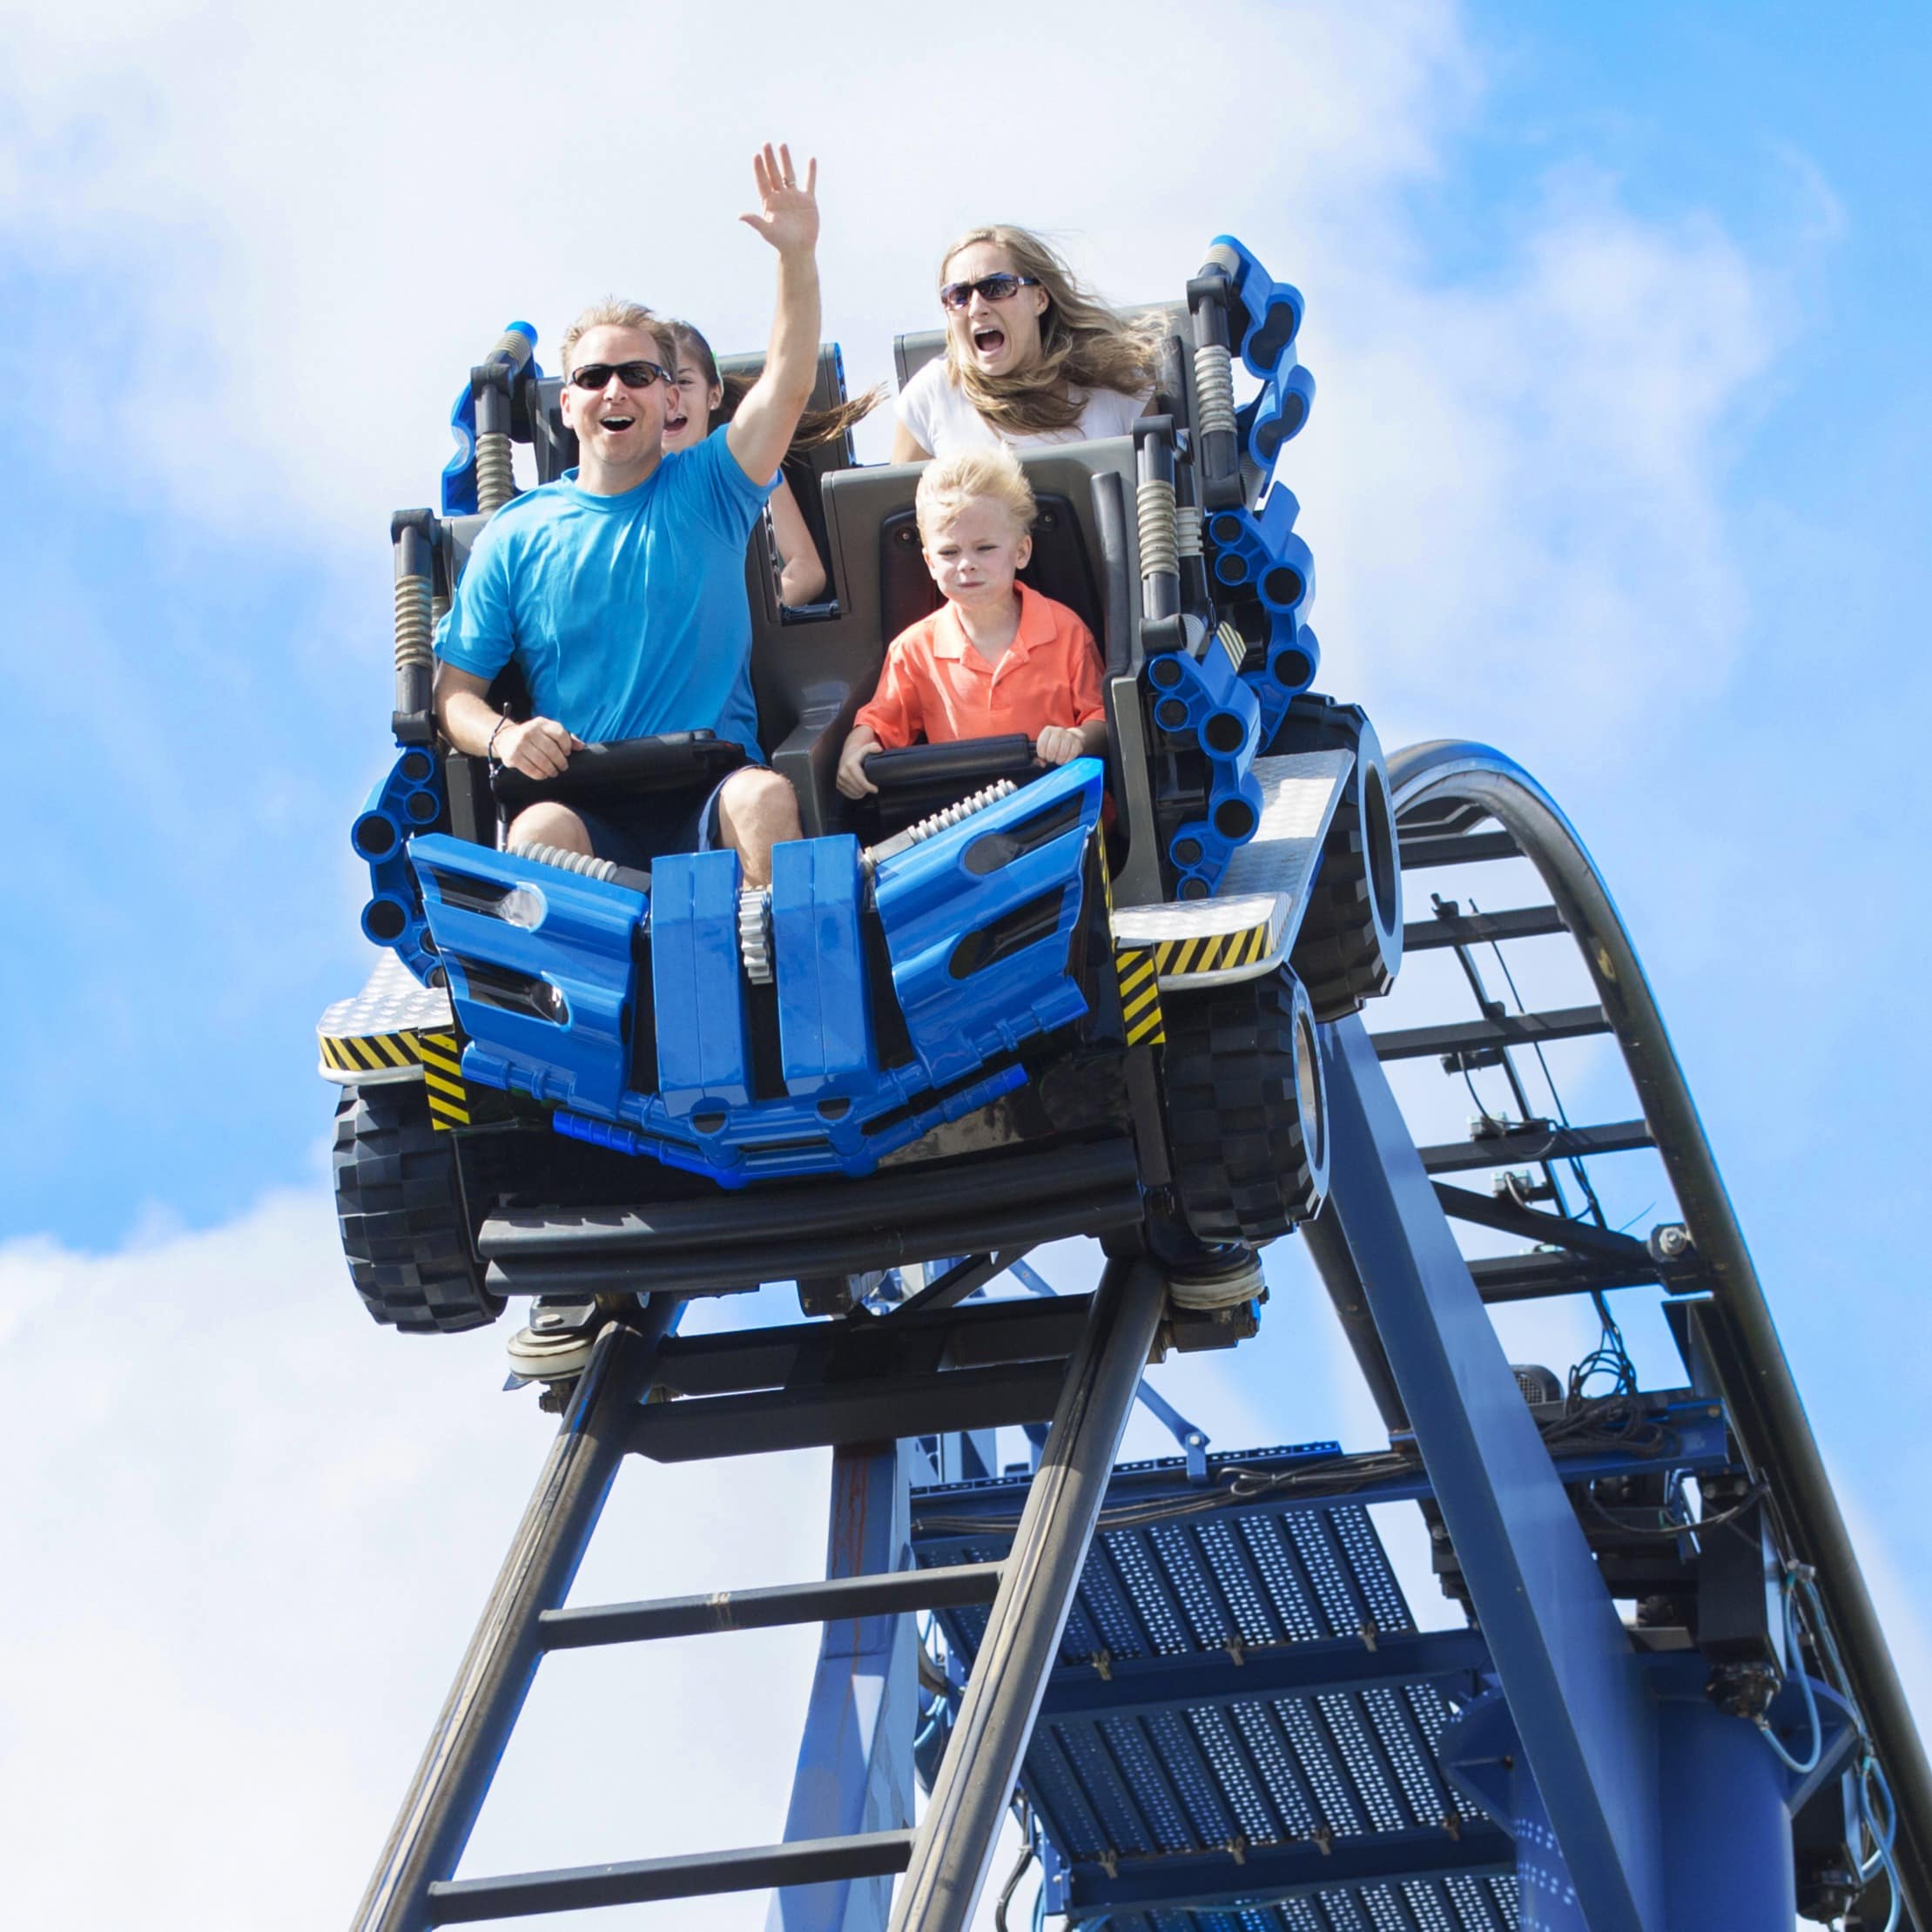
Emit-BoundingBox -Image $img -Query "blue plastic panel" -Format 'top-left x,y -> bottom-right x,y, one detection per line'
353,745 -> 446,982
651,849 -> 753,1116
407,769 -> 1099,1181
772,835 -> 874,1098
871,760 -> 1102,1086
912,1444 -> 1517,1932
1211,235 -> 1305,381
410,833 -> 641,1120
1141,637 -> 1264,898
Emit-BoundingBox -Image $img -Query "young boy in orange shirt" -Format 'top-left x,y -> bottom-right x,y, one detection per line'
837,445 -> 1108,798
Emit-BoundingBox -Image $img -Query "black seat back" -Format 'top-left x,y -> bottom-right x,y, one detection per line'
876,492 -> 1103,648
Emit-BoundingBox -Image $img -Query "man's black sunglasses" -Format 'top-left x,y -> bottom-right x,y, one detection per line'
566,359 -> 671,391
939,273 -> 1041,312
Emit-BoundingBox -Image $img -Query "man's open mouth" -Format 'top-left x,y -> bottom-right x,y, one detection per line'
973,327 -> 1006,355
601,414 -> 636,432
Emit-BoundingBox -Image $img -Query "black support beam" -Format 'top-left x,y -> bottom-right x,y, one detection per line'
1403,903 -> 1567,951
540,1562 -> 1006,1650
1064,1822 -> 1517,1915
427,1829 -> 916,1922
631,1362 -> 1070,1462
1468,1251 -> 1662,1303
1432,1182 -> 1657,1268
1037,1626 -> 1490,1722
1417,1119 -> 1653,1175
1372,1006 -> 1611,1062
1398,829 -> 1520,870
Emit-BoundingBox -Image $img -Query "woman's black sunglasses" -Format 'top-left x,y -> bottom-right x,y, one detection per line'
567,359 -> 670,391
939,273 -> 1041,312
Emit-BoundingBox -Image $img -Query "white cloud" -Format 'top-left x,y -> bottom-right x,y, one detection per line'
0,0 -> 1799,792
0,1191 -> 839,1929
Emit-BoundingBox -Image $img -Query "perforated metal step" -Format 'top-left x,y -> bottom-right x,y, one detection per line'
911,1444 -> 1518,1929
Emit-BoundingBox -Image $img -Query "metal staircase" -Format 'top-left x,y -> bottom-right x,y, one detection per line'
347,740 -> 1926,1932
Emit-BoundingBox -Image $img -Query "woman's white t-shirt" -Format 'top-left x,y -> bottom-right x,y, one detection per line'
896,357 -> 1151,456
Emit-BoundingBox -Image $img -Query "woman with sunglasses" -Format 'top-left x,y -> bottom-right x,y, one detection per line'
661,318 -> 881,606
891,226 -> 1161,462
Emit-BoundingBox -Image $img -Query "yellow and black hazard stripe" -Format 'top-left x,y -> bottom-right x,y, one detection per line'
410,1028 -> 472,1129
319,1030 -> 418,1077
1149,917 -> 1274,980
1114,947 -> 1166,1047
319,1025 -> 473,1129
1215,620 -> 1248,671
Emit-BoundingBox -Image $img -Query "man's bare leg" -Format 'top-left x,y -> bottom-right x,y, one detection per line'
716,767 -> 803,888
506,800 -> 595,856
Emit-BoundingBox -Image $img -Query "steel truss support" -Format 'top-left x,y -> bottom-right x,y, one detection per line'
888,1256 -> 1168,1932
1319,1017 -> 1667,1932
349,1309 -> 678,1932
767,1444 -> 919,1932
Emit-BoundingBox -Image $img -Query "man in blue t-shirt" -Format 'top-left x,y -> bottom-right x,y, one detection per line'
434,142 -> 819,888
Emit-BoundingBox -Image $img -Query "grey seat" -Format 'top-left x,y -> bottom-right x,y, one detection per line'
748,441 -> 1147,846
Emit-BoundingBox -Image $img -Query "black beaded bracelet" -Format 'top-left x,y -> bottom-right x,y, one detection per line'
486,715 -> 509,769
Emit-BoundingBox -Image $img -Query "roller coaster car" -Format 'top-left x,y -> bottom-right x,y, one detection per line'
319,238 -> 1404,1335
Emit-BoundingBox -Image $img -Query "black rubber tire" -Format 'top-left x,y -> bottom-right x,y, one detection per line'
332,1083 -> 504,1334
1161,966 -> 1330,1244
1292,717 -> 1404,1020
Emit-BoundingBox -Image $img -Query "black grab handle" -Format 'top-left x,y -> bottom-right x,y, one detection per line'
860,735 -> 1038,791
491,731 -> 749,812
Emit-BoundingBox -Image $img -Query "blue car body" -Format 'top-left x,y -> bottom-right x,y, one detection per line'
406,758 -> 1107,1185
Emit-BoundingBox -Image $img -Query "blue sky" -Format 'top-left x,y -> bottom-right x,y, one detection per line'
3,3 -> 1929,1925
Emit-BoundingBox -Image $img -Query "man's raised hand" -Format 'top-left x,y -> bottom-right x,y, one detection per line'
740,143 -> 819,257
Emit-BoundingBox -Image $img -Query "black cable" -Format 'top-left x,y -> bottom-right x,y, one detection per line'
993,1799 -> 1038,1932
1582,1480 -> 1767,1541
913,1401 -> 1675,1539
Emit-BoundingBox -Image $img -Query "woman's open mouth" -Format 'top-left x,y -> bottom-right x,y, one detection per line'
972,326 -> 1006,357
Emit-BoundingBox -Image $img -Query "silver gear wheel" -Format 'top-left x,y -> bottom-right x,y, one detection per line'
738,886 -> 773,983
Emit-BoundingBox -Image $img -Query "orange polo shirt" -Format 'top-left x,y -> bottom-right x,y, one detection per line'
855,583 -> 1107,749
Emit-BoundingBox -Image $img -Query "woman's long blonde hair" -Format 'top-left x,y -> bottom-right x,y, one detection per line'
940,226 -> 1162,437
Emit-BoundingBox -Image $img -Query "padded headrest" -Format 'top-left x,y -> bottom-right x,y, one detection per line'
876,490 -> 1101,650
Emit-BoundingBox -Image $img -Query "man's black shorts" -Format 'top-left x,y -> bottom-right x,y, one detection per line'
572,774 -> 731,872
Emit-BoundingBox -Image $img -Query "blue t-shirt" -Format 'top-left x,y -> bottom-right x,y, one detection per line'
436,428 -> 776,754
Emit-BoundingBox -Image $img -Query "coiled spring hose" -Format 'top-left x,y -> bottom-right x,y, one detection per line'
394,572 -> 434,676
1193,340 -> 1237,441
907,780 -> 1018,841
508,840 -> 626,883
1136,475 -> 1178,580
862,779 -> 1020,872
475,431 -> 515,515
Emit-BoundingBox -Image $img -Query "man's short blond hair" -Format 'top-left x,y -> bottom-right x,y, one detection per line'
558,298 -> 678,375
915,443 -> 1038,542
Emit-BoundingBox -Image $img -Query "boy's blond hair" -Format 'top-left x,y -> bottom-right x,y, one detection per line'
915,443 -> 1037,542
558,297 -> 679,375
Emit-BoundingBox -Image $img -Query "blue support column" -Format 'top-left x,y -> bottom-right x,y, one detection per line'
1319,1018 -> 1666,1932
767,1444 -> 918,1932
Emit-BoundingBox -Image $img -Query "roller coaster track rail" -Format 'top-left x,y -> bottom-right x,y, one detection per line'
1386,738 -> 1932,1929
